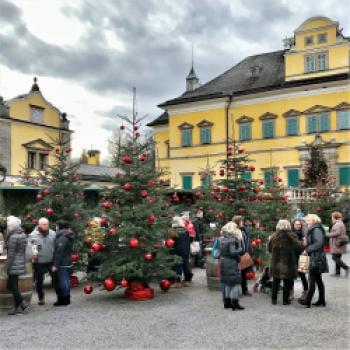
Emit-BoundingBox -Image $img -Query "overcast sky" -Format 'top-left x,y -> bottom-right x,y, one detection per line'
0,0 -> 349,161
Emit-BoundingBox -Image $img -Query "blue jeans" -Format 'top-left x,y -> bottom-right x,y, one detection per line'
57,267 -> 70,297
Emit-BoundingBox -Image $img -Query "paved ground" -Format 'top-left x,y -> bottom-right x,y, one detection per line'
1,253 -> 349,350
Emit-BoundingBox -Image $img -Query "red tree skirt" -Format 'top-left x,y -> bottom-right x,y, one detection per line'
125,281 -> 154,301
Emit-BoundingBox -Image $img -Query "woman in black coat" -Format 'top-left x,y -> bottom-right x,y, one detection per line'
5,216 -> 29,315
216,221 -> 244,311
298,214 -> 329,308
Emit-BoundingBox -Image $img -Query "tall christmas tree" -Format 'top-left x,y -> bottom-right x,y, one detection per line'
86,89 -> 179,299
25,135 -> 88,271
303,143 -> 328,188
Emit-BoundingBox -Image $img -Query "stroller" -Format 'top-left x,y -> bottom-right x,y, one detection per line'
252,267 -> 273,293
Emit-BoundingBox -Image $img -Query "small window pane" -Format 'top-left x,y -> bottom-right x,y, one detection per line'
288,169 -> 299,187
200,127 -> 211,144
39,153 -> 47,170
307,116 -> 317,133
182,175 -> 192,190
317,54 -> 327,71
263,120 -> 274,138
240,123 -> 251,141
181,129 -> 192,147
339,167 -> 350,186
318,33 -> 327,43
305,55 -> 315,72
337,111 -> 350,130
28,152 -> 36,169
287,118 -> 298,135
319,113 -> 330,132
30,107 -> 44,123
305,36 -> 313,46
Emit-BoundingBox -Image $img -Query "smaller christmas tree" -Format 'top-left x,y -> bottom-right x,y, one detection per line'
25,135 -> 88,271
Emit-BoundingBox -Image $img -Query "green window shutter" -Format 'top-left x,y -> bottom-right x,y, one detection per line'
201,174 -> 211,188
182,175 -> 192,190
241,171 -> 252,180
319,113 -> 330,132
181,129 -> 192,146
339,167 -> 350,186
307,115 -> 317,133
287,118 -> 298,135
200,127 -> 211,144
240,123 -> 251,141
288,169 -> 299,187
263,121 -> 274,138
337,111 -> 350,130
264,170 -> 272,187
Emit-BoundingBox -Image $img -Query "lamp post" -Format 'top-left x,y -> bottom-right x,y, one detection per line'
0,164 -> 6,182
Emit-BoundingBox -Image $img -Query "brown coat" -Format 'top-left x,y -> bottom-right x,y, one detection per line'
328,220 -> 347,254
268,230 -> 304,280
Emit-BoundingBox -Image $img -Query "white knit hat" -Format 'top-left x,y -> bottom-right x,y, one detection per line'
172,216 -> 185,228
7,216 -> 22,231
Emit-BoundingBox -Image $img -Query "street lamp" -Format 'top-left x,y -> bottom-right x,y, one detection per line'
0,163 -> 6,182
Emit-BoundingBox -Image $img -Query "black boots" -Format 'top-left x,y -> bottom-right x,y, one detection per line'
312,300 -> 326,307
223,298 -> 231,309
54,295 -> 70,307
8,305 -> 23,315
298,298 -> 311,308
231,300 -> 244,311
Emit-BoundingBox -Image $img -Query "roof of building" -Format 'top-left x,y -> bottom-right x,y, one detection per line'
147,111 -> 169,127
77,164 -> 123,181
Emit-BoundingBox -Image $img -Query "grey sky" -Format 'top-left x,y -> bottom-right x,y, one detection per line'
0,0 -> 349,158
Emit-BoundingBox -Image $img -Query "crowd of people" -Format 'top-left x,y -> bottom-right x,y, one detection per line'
0,207 -> 349,316
1,216 -> 73,315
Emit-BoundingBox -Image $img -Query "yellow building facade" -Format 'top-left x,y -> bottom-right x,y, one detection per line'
148,17 -> 350,191
0,78 -> 72,183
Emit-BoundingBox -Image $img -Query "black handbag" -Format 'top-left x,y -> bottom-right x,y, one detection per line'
310,252 -> 329,273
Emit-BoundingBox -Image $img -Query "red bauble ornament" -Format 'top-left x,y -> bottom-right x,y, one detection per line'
165,238 -> 175,248
46,208 -> 54,215
102,201 -> 110,210
160,279 -> 171,291
316,207 -> 321,212
124,182 -> 133,190
223,187 -> 229,193
129,238 -> 139,248
103,278 -> 116,292
255,258 -> 263,265
100,217 -> 108,226
43,188 -> 51,196
55,194 -> 63,200
120,279 -> 128,288
252,220 -> 257,227
253,188 -> 259,194
135,132 -> 140,138
213,186 -> 220,193
219,168 -> 225,176
110,227 -> 118,235
239,208 -> 245,212
91,242 -> 103,253
84,284 -> 93,294
85,237 -> 93,246
239,185 -> 246,191
55,147 -> 60,153
251,240 -> 257,248
144,253 -> 153,261
238,148 -> 244,154
140,190 -> 148,198
36,194 -> 43,201
256,238 -> 262,244
172,194 -> 180,203
246,271 -> 255,280
139,153 -> 147,161
227,148 -> 232,156
133,125 -> 139,131
147,180 -> 153,187
148,214 -> 156,223
250,166 -> 255,171
122,155 -> 132,164
259,180 -> 264,185
43,149 -> 50,156
120,124 -> 125,130
71,253 -> 80,262
64,147 -> 72,153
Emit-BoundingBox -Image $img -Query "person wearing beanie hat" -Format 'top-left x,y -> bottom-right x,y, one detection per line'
6,216 -> 29,315
216,221 -> 245,311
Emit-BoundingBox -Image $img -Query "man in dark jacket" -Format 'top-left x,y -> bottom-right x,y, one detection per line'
29,217 -> 57,305
5,216 -> 30,315
52,221 -> 73,306
191,208 -> 205,268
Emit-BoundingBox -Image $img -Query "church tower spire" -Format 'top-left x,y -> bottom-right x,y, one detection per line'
186,44 -> 200,92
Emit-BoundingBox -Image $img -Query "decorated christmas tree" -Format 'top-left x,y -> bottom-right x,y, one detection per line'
85,92 -> 179,299
24,135 -> 88,271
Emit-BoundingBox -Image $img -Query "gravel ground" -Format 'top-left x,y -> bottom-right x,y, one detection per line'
1,254 -> 349,350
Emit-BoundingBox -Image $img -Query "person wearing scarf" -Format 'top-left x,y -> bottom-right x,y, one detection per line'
5,216 -> 29,315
